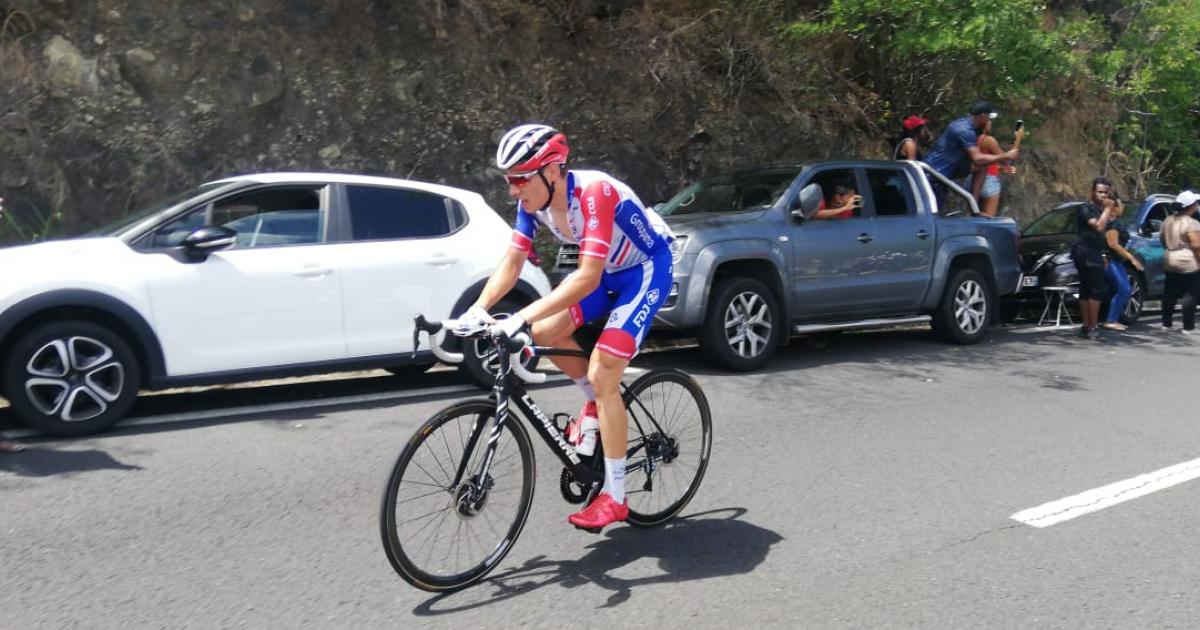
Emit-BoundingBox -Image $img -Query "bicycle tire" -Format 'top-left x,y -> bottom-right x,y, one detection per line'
380,399 -> 535,592
621,369 -> 712,527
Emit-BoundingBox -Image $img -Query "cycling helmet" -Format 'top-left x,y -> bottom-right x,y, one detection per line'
496,124 -> 569,172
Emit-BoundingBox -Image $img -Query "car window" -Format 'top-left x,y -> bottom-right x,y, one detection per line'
1141,202 -> 1175,234
342,185 -> 464,240
142,186 -> 325,249
1023,207 -> 1077,236
865,168 -> 914,217
658,170 -> 796,216
801,168 -> 865,220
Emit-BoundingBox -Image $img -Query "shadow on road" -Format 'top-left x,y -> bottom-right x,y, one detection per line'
412,507 -> 781,614
0,447 -> 142,477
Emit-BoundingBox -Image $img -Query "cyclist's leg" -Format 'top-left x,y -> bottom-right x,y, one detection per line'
530,276 -> 614,378
571,254 -> 672,526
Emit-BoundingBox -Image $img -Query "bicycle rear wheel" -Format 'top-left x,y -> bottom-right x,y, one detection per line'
622,369 -> 712,527
380,399 -> 535,592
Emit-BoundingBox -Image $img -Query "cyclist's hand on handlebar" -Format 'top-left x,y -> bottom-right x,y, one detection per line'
489,313 -> 527,339
454,305 -> 494,335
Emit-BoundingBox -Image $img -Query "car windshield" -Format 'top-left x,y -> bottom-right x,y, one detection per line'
82,183 -> 228,237
657,170 -> 798,217
1023,206 -> 1078,236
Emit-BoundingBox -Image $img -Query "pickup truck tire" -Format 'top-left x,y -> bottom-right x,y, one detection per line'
699,277 -> 780,371
460,299 -> 540,388
2,319 -> 141,436
931,267 -> 992,344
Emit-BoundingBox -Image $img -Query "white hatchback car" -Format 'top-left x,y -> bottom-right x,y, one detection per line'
0,173 -> 550,436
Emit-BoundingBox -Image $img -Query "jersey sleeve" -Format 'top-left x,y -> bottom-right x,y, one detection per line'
578,181 -> 617,261
510,206 -> 537,253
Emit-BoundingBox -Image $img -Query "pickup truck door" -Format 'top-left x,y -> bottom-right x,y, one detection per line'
787,167 -> 889,318
857,166 -> 935,311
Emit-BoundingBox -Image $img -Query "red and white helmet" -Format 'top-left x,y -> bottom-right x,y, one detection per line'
495,124 -> 569,172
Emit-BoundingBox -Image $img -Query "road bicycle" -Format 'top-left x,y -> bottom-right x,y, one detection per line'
379,315 -> 713,592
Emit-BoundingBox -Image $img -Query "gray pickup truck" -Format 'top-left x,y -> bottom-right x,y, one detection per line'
552,160 -> 1022,371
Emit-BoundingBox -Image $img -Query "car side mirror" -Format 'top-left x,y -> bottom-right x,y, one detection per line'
181,225 -> 236,259
791,183 -> 823,220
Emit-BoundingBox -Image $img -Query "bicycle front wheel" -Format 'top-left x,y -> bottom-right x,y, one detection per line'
622,369 -> 712,527
379,399 -> 535,592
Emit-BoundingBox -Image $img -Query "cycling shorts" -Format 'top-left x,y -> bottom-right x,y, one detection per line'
568,251 -> 673,360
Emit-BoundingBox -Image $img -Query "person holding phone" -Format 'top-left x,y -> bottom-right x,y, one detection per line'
971,117 -> 1023,217
813,179 -> 861,220
1071,177 -> 1119,339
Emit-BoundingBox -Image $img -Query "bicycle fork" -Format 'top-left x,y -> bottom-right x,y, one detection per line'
447,347 -> 516,512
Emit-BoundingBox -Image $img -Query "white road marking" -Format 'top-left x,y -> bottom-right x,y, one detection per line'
0,374 -> 570,440
1011,456 -> 1200,528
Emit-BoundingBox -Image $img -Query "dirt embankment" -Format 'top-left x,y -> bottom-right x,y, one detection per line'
0,0 -> 1112,252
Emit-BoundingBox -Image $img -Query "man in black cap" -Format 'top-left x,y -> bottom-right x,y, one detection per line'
924,100 -> 1023,187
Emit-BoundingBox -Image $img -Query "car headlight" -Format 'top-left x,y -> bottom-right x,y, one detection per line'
670,236 -> 688,264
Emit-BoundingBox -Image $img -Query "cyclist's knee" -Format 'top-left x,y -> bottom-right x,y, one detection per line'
587,352 -> 627,396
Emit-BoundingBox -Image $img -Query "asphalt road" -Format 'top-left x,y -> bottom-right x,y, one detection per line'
4,324 -> 1200,629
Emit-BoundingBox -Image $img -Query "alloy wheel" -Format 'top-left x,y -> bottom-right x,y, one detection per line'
723,291 -> 773,359
954,280 -> 987,335
24,336 -> 125,422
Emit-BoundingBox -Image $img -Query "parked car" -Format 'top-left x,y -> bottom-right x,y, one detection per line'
0,172 -> 551,436
552,161 -> 1022,370
1001,194 -> 1177,324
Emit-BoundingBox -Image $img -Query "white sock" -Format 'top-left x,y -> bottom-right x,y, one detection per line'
603,457 -> 626,504
573,376 -> 596,401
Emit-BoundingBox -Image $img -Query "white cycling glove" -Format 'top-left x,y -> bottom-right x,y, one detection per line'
454,305 -> 493,334
489,313 -> 527,339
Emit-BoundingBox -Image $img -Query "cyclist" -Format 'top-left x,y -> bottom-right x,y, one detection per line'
456,123 -> 674,531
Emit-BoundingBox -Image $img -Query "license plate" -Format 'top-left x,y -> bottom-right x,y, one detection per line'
1021,276 -> 1039,288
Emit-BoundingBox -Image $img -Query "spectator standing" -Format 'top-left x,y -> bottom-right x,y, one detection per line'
1160,190 -> 1200,334
893,115 -> 929,161
923,101 -> 1021,190
1099,193 -> 1143,331
1070,177 -> 1118,339
970,116 -> 1021,217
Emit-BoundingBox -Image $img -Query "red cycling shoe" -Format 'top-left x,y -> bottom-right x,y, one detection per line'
568,492 -> 628,531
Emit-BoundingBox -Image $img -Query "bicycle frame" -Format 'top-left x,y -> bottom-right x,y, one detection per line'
449,341 -> 602,499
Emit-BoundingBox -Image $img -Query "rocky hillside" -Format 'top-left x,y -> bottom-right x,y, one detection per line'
0,0 -> 1113,248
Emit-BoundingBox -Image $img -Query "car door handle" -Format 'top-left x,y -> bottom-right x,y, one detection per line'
293,265 -> 333,278
856,233 -> 873,243
424,253 -> 459,267
916,230 -> 931,239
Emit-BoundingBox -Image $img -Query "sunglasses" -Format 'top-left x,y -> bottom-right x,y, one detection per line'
505,170 -> 540,187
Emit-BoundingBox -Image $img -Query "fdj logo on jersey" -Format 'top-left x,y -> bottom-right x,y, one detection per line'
633,303 -> 652,327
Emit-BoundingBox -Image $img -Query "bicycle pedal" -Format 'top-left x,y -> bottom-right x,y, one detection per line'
572,524 -> 603,535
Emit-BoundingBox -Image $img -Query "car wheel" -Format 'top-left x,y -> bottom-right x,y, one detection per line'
2,320 -> 141,436
931,267 -> 992,344
384,363 -> 435,378
1119,270 -> 1144,326
699,277 -> 781,371
460,299 -> 540,388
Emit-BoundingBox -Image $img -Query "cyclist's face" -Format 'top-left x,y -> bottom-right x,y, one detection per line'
507,167 -> 547,207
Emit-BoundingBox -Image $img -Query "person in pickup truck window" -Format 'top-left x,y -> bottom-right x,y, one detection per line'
1100,194 -> 1143,332
812,180 -> 860,220
1071,177 -> 1118,339
456,123 -> 674,531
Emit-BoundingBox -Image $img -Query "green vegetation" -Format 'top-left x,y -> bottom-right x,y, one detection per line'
790,0 -> 1200,196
